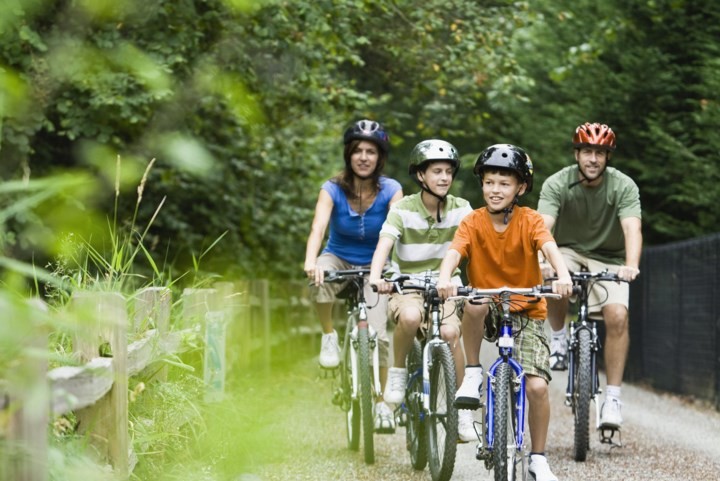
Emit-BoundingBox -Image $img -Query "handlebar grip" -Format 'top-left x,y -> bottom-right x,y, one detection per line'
457,287 -> 472,296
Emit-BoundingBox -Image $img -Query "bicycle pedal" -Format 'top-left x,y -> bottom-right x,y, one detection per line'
599,426 -> 623,448
318,365 -> 338,378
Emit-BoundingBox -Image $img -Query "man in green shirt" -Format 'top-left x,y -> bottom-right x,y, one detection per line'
537,122 -> 642,429
369,139 -> 475,440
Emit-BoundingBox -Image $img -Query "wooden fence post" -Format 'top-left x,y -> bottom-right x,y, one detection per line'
252,280 -> 271,372
133,287 -> 171,382
182,288 -> 230,401
234,280 -> 252,369
70,291 -> 128,476
5,299 -> 49,481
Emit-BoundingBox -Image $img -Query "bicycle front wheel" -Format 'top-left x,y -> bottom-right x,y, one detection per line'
342,333 -> 359,451
426,343 -> 458,481
492,362 -> 518,481
358,325 -> 375,464
573,328 -> 592,461
406,339 -> 427,470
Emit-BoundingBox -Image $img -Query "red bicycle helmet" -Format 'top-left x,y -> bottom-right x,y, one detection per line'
573,122 -> 616,151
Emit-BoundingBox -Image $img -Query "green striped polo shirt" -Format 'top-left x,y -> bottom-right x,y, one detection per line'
380,192 -> 472,277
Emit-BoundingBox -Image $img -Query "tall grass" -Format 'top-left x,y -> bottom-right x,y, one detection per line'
1,157 -> 228,480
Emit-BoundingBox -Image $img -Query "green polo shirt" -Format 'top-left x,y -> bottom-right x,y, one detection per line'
537,165 -> 642,264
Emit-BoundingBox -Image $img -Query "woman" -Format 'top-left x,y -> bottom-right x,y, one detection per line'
304,119 -> 403,432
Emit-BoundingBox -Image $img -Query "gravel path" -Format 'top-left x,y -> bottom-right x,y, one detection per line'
246,340 -> 720,481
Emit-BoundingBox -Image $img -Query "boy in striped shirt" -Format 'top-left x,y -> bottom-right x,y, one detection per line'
369,139 -> 475,440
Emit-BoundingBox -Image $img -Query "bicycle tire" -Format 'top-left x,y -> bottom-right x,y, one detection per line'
406,339 -> 427,470
426,343 -> 458,481
358,325 -> 375,464
573,328 -> 592,461
342,332 -> 359,451
492,362 -> 516,481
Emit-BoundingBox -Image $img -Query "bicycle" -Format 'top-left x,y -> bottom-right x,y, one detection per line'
324,268 -> 381,465
452,285 -> 561,481
388,274 -> 459,481
547,270 -> 628,461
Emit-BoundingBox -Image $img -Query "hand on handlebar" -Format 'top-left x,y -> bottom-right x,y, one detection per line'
617,265 -> 640,282
435,278 -> 457,300
304,264 -> 325,286
369,277 -> 394,294
551,275 -> 574,298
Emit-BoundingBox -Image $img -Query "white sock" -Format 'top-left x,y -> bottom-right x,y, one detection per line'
606,385 -> 622,401
551,327 -> 566,340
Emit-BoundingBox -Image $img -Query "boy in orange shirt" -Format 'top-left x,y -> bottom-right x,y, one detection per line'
436,144 -> 572,481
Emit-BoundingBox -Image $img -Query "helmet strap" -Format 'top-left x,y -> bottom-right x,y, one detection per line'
487,197 -> 518,225
569,164 -> 606,189
420,186 -> 446,222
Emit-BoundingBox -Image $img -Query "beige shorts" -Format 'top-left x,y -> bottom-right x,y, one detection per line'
388,291 -> 462,337
310,253 -> 389,366
559,247 -> 629,317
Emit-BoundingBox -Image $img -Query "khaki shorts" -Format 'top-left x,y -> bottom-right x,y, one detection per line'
388,291 -> 463,337
310,253 -> 389,366
559,247 -> 629,318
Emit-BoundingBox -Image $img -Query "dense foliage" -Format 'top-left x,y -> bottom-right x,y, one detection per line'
1,0 -> 718,285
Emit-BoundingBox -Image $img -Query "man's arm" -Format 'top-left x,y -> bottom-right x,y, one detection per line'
619,216 -> 642,281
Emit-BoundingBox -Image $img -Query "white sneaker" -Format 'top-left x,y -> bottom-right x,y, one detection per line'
319,330 -> 340,368
600,398 -> 623,428
374,401 -> 396,434
455,366 -> 483,409
549,336 -> 568,371
458,409 -> 476,442
383,367 -> 408,404
528,454 -> 558,481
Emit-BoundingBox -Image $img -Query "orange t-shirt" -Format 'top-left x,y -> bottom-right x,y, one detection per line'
450,206 -> 555,319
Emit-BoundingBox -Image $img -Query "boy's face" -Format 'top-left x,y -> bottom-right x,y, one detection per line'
417,161 -> 455,197
481,170 -> 526,210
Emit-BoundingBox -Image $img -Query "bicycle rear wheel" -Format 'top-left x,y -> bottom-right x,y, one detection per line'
342,333 -> 359,451
573,328 -> 592,461
358,325 -> 375,464
406,339 -> 427,470
492,362 -> 517,481
426,343 -> 458,481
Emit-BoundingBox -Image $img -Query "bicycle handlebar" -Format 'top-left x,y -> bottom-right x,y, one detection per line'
448,285 -> 564,301
545,270 -> 627,284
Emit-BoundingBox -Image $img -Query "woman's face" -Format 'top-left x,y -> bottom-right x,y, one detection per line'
349,140 -> 380,179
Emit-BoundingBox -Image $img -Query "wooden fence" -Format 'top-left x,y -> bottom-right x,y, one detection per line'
0,279 -> 315,481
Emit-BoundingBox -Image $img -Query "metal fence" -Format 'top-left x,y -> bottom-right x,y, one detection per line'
627,232 -> 720,410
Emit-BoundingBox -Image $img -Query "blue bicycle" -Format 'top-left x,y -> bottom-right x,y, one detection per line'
455,285 -> 560,481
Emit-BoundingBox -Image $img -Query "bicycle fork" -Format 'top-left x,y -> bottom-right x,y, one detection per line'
350,322 -> 382,398
476,357 -> 527,465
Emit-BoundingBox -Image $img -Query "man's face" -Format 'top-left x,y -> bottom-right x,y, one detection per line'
575,147 -> 610,182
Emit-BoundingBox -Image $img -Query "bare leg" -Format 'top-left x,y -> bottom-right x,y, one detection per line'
602,304 -> 629,386
546,297 -> 569,333
525,375 -> 550,453
392,307 -> 423,368
441,324 -> 465,385
461,302 -> 489,365
317,302 -> 334,334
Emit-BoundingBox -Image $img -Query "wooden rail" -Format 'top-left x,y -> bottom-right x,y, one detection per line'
0,279 -> 315,481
